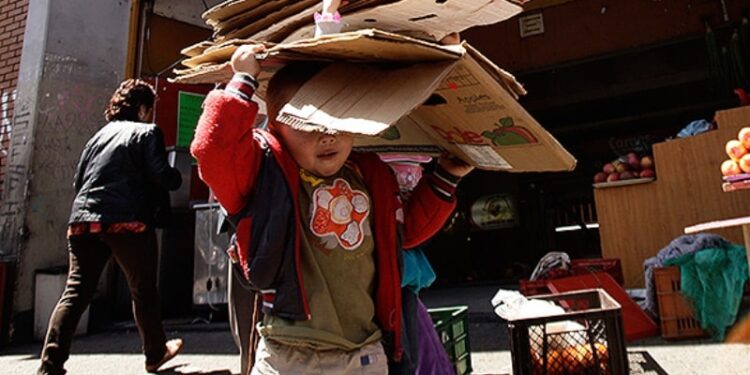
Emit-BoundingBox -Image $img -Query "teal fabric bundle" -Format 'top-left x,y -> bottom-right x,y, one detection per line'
402,248 -> 437,294
664,244 -> 748,340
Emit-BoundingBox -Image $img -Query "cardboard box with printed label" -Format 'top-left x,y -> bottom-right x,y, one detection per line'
270,29 -> 576,172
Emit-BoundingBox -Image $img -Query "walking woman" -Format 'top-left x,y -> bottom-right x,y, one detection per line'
37,79 -> 183,375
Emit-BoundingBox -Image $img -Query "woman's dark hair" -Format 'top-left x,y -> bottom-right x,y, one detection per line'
104,78 -> 156,122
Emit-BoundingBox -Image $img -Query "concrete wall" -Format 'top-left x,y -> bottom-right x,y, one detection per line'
1,0 -> 132,329
0,0 -> 29,197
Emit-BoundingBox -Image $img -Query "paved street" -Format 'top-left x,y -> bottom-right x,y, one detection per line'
3,284 -> 750,374
2,320 -> 750,375
1,320 -> 513,375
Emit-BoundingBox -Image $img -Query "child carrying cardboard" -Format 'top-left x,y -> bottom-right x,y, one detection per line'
191,36 -> 473,375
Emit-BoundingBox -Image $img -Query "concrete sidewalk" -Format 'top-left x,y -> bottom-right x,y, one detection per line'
2,283 -> 749,374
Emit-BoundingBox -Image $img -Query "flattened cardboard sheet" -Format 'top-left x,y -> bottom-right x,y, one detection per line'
407,55 -> 576,171
172,62 -> 233,85
181,41 -> 214,58
209,0 -> 397,37
465,44 -> 526,98
180,29 -> 460,75
214,0 -> 298,35
269,29 -> 463,62
212,0 -> 296,36
247,0 -> 397,43
182,44 -> 237,69
278,61 -> 456,135
202,0 -> 265,26
172,29 -> 576,172
275,31 -> 575,171
353,115 -> 443,155
217,0 -> 320,43
283,0 -> 524,42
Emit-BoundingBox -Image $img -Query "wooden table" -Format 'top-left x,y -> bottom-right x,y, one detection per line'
684,216 -> 750,268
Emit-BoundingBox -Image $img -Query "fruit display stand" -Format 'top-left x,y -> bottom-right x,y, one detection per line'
594,106 -> 750,288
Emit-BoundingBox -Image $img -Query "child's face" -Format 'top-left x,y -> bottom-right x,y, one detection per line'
276,124 -> 354,177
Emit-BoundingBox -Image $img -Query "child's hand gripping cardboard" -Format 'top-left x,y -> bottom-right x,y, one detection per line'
230,44 -> 267,77
438,152 -> 474,178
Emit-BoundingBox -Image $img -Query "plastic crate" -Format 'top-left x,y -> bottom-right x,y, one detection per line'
653,266 -> 709,340
428,305 -> 472,375
507,289 -> 628,375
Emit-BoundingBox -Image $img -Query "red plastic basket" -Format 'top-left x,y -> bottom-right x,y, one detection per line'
520,258 -> 625,296
520,279 -> 553,297
571,259 -> 624,286
546,273 -> 660,341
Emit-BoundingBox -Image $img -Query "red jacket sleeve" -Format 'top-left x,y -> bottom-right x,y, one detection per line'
189,88 -> 262,214
401,169 -> 459,249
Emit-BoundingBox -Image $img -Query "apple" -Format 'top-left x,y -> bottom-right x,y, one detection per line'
726,139 -> 748,161
607,173 -> 620,182
641,155 -> 654,169
593,172 -> 607,183
739,154 -> 750,173
722,159 -> 742,176
628,157 -> 641,171
602,163 -> 615,174
613,161 -> 629,173
626,151 -> 638,161
739,127 -> 750,150
620,171 -> 635,180
640,168 -> 656,178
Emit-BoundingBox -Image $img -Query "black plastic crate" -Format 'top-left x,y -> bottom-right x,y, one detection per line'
429,305 -> 472,375
506,289 -> 628,375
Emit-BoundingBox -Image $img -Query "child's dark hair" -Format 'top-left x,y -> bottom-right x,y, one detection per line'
265,61 -> 328,123
104,78 -> 156,122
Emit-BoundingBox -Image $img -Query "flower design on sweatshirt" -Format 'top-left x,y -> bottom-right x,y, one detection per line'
310,178 -> 370,250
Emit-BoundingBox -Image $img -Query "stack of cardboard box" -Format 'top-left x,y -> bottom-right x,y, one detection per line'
171,0 -> 577,172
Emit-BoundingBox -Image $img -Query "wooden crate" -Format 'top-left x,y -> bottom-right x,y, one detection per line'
654,266 -> 708,340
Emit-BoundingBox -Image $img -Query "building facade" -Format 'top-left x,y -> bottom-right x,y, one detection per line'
0,0 -> 28,197
0,0 -> 748,342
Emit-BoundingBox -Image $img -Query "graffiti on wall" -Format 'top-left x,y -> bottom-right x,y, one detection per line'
0,96 -> 30,256
1,52 -> 121,258
1,89 -> 16,157
34,80 -> 108,182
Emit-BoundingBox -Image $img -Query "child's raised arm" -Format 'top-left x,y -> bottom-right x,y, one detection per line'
190,45 -> 267,214
401,154 -> 473,248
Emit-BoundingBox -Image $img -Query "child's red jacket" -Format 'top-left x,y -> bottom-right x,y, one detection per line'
190,80 -> 458,361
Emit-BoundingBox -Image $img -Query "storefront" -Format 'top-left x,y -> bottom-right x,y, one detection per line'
430,0 -> 750,286
127,0 -> 750,311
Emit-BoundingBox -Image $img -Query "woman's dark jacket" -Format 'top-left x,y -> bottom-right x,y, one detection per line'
69,121 -> 182,227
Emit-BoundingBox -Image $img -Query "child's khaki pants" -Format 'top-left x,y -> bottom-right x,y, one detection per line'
251,337 -> 388,375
